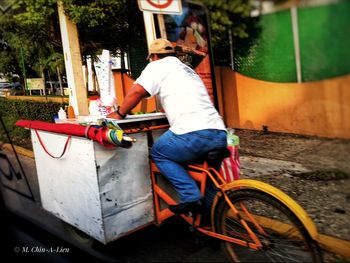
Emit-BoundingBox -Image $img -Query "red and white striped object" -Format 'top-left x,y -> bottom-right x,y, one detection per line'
220,146 -> 240,182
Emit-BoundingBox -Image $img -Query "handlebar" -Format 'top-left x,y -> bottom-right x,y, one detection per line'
120,124 -> 170,147
122,135 -> 137,142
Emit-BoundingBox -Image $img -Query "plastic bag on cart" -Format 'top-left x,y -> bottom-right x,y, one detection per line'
220,129 -> 240,182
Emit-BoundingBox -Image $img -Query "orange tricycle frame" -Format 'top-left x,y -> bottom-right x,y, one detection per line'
124,124 -> 319,253
149,156 -> 263,250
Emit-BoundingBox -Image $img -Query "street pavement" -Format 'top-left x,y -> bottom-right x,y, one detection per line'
1,207 -> 227,262
1,143 -> 349,262
0,147 -> 228,262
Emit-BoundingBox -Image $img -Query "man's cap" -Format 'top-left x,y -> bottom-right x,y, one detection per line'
147,38 -> 175,60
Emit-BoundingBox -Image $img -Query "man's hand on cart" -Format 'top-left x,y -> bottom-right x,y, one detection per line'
106,103 -> 130,120
106,110 -> 124,120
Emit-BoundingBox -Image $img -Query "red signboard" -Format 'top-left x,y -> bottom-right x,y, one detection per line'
138,0 -> 183,15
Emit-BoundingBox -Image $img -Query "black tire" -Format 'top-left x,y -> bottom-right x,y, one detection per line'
214,189 -> 323,263
0,189 -> 6,213
63,223 -> 95,247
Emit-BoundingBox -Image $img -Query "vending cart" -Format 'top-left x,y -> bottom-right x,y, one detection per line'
20,113 -> 168,244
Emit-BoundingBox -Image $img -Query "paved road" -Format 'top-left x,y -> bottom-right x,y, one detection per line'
1,208 -> 227,262
1,210 -> 83,262
0,147 -> 228,262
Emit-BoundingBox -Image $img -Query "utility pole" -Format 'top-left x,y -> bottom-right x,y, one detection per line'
19,47 -> 28,95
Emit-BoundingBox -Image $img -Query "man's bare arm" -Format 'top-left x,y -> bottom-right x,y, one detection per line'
107,83 -> 149,119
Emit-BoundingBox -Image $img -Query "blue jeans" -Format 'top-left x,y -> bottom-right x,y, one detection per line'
151,129 -> 227,203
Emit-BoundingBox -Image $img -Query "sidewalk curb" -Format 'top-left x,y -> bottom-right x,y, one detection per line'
1,143 -> 34,158
3,145 -> 350,258
318,234 -> 350,258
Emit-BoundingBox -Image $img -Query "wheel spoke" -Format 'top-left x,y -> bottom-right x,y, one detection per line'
215,189 -> 322,263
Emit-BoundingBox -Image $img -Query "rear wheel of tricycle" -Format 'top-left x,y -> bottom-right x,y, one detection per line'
214,189 -> 323,263
63,223 -> 95,247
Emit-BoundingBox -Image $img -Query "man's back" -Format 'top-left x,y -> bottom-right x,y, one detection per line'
136,56 -> 226,134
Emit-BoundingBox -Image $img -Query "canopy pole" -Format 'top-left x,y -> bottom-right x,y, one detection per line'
57,1 -> 88,116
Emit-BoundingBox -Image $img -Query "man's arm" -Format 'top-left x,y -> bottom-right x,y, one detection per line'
107,83 -> 149,119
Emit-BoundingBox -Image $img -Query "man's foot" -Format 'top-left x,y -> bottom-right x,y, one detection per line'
169,200 -> 205,215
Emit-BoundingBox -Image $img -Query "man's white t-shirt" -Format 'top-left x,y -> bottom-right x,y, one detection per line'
135,56 -> 226,134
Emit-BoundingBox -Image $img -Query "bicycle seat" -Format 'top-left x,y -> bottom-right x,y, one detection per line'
191,147 -> 231,164
206,148 -> 231,161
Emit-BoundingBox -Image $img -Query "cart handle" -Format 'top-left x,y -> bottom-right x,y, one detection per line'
34,129 -> 71,159
122,135 -> 137,142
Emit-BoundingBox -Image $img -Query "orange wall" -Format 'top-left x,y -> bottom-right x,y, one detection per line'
216,67 -> 350,139
113,70 -> 157,113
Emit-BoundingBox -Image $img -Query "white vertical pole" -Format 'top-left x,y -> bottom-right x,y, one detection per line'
142,11 -> 162,111
87,57 -> 93,92
57,1 -> 89,116
142,12 -> 157,48
291,5 -> 302,83
229,29 -> 234,71
157,14 -> 167,39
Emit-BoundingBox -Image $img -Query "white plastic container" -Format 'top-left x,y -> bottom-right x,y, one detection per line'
89,99 -> 100,116
58,107 -> 67,120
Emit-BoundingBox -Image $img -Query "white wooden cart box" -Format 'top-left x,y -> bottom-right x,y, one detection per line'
31,114 -> 166,244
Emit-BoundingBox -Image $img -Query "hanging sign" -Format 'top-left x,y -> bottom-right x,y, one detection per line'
138,0 -> 182,15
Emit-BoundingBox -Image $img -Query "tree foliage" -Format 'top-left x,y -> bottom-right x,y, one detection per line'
0,0 -> 256,80
61,0 -> 146,57
197,0 -> 257,65
0,0 -> 145,80
0,0 -> 63,79
198,0 -> 253,43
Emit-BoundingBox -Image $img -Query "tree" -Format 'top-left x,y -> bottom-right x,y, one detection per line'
0,13 -> 25,80
61,0 -> 145,56
0,0 -> 63,83
0,37 -> 20,81
198,0 -> 257,66
0,0 -> 145,83
0,0 -> 257,84
199,0 -> 253,43
62,0 -> 256,65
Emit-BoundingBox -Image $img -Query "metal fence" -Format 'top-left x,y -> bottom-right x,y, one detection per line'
234,0 -> 350,82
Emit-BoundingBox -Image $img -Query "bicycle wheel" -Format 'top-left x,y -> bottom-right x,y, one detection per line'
214,189 -> 322,263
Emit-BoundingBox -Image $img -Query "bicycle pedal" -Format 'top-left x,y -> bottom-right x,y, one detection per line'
189,226 -> 196,232
186,211 -> 193,217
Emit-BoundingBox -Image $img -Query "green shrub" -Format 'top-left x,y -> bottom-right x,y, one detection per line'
0,98 -> 68,147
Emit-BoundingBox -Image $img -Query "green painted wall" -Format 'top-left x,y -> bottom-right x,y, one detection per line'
299,1 -> 350,81
234,1 -> 350,82
235,11 -> 296,82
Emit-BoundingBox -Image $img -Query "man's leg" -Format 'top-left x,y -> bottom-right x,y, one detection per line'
151,129 -> 227,206
151,130 -> 202,203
